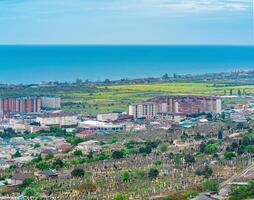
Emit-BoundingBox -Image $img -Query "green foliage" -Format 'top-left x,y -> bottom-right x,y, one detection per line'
52,159 -> 64,169
148,168 -> 159,180
70,137 -> 85,146
205,144 -> 218,154
23,187 -> 40,197
13,150 -> 22,158
162,197 -> 173,200
22,177 -> 35,187
159,143 -> 168,153
217,129 -> 223,140
73,149 -> 83,156
180,132 -> 189,141
195,165 -> 213,178
224,151 -> 236,160
202,180 -> 219,192
245,145 -> 254,153
184,154 -> 195,164
134,169 -> 146,180
174,154 -> 182,166
139,146 -> 152,155
45,154 -> 54,160
123,171 -> 130,182
36,161 -> 51,170
229,181 -> 254,200
71,168 -> 85,177
113,193 -> 127,200
112,150 -> 124,159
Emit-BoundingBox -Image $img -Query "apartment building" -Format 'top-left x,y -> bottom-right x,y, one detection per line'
41,97 -> 61,109
0,97 -> 41,113
129,95 -> 222,118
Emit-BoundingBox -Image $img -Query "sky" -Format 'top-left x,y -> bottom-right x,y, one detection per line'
0,0 -> 253,45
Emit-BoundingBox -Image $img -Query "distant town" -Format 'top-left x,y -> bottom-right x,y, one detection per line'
0,70 -> 253,199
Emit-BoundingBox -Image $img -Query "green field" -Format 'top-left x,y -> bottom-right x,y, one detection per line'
1,82 -> 253,114
59,82 -> 254,114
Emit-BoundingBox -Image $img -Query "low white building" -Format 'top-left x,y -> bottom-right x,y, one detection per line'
78,120 -> 124,131
97,113 -> 119,122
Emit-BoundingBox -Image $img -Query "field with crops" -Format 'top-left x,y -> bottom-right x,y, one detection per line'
59,82 -> 254,114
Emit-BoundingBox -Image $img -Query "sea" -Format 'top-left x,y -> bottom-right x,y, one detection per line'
0,45 -> 254,84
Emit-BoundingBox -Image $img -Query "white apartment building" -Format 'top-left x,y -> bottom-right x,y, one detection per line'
41,97 -> 61,109
36,113 -> 77,126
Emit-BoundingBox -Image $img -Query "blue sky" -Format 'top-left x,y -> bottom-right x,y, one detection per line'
0,0 -> 253,44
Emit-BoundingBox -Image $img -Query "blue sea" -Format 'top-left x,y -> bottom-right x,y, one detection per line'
0,45 -> 254,84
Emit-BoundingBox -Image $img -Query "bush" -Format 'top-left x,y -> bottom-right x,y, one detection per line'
24,187 -> 40,197
71,168 -> 85,177
22,177 -> 35,187
184,154 -> 196,164
202,180 -> 219,192
148,168 -> 159,180
195,165 -> 213,178
159,143 -> 168,153
73,149 -> 83,156
224,151 -> 236,160
123,171 -> 130,182
113,193 -> 127,200
112,150 -> 124,159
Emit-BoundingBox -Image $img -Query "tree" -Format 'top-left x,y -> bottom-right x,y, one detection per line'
148,168 -> 159,180
52,159 -> 64,169
70,137 -> 85,146
123,171 -> 130,182
195,165 -> 213,178
180,132 -> 189,141
205,144 -> 218,154
139,146 -> 152,155
202,180 -> 219,192
71,168 -> 85,177
13,150 -> 22,158
206,113 -> 213,121
22,177 -> 35,187
199,142 -> 206,153
218,129 -> 223,140
230,89 -> 233,95
24,187 -> 40,197
238,89 -> 242,96
112,150 -> 124,159
36,161 -> 51,170
184,154 -> 196,164
162,73 -> 169,80
87,150 -> 94,159
159,143 -> 168,153
224,151 -> 236,160
73,149 -> 83,156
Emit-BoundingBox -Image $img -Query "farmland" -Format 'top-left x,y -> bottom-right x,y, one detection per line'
1,82 -> 254,114
60,82 -> 254,114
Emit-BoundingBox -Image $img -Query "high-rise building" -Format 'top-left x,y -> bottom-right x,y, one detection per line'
41,97 -> 61,109
166,96 -> 222,114
129,95 -> 222,118
0,97 -> 41,113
